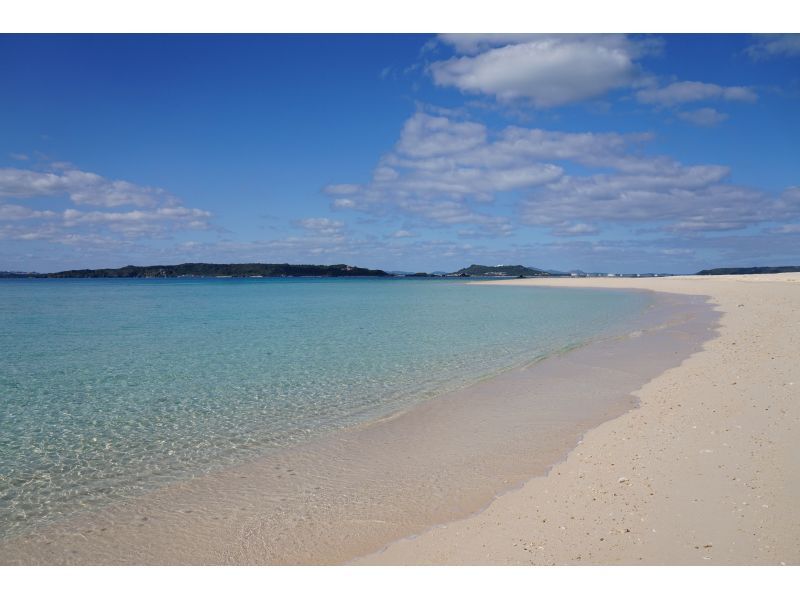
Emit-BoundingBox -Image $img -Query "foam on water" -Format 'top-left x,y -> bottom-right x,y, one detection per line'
0,277 -> 650,539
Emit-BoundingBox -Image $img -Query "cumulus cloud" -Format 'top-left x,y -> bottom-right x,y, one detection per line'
782,186 -> 800,201
0,164 -> 212,245
332,198 -> 357,209
324,112 -> 555,232
395,197 -> 514,235
520,169 -> 799,235
0,166 -> 178,208
396,113 -> 487,157
324,112 -> 659,233
0,203 -> 58,220
61,207 -> 211,235
745,34 -> 800,60
677,108 -> 729,127
326,111 -> 800,243
430,34 -> 650,107
636,81 -> 757,106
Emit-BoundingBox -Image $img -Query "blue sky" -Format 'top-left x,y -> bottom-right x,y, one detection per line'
1,33 -> 799,273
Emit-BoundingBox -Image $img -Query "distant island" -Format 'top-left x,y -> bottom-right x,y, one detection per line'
4,262 -> 799,280
1,263 -> 390,279
449,264 -> 551,277
696,266 -> 800,276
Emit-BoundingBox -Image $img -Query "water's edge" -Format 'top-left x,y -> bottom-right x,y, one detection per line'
353,288 -> 721,564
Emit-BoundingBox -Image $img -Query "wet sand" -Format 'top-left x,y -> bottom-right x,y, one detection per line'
356,274 -> 800,565
0,286 -> 716,564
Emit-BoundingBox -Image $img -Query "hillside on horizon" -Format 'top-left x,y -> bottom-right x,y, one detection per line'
450,264 -> 551,277
3,262 -> 390,279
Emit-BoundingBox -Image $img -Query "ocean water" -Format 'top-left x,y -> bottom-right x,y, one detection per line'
0,277 -> 651,539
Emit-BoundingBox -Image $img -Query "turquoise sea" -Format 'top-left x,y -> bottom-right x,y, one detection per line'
0,278 -> 651,539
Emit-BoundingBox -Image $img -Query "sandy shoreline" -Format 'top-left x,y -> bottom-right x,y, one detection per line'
1,283 -> 713,565
356,273 -> 800,565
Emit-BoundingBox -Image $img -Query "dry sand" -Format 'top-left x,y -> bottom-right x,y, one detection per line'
356,273 -> 800,565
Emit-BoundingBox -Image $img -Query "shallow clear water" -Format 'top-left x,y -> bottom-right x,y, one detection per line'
0,277 -> 650,538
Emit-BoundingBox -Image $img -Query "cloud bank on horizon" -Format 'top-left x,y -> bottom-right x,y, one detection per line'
0,33 -> 798,273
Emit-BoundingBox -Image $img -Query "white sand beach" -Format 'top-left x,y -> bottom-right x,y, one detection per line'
357,274 -> 800,565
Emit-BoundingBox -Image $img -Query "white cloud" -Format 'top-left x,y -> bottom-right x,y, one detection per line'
324,112 -> 659,233
396,113 -> 487,157
390,229 -> 415,238
325,110 -> 749,237
520,169 -> 799,235
677,108 -> 729,127
430,35 -> 757,119
332,198 -> 356,209
61,207 -> 211,235
396,197 -> 514,235
745,34 -> 800,60
636,81 -> 757,106
0,203 -> 57,220
0,167 -> 176,208
431,34 -> 646,107
0,226 -> 136,248
782,186 -> 800,201
324,112 -> 565,232
0,165 -> 213,245
326,112 -> 800,243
